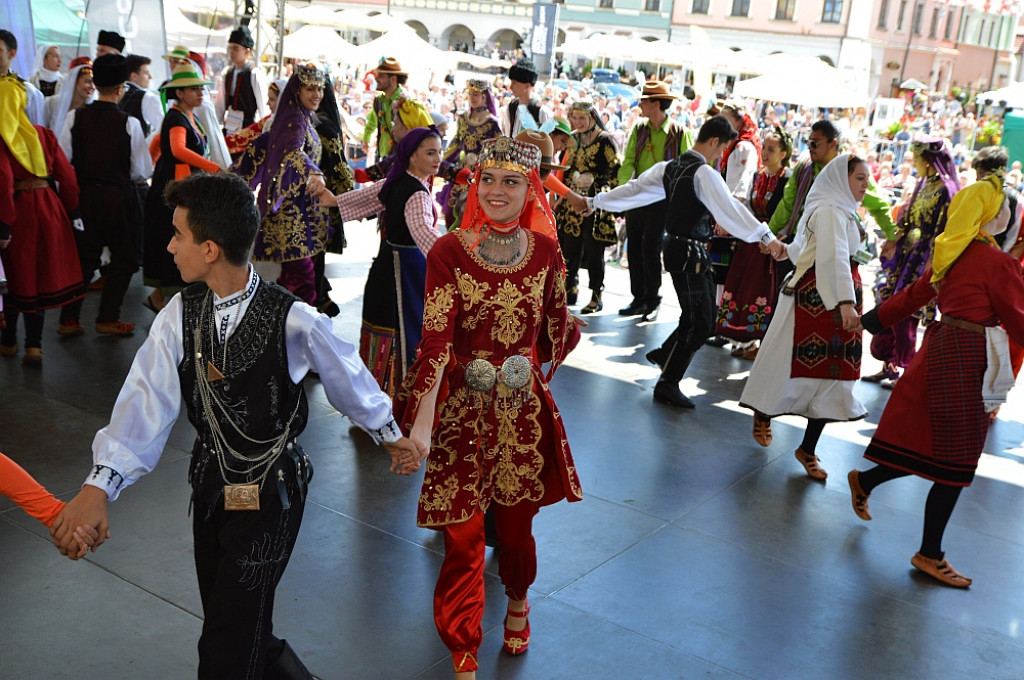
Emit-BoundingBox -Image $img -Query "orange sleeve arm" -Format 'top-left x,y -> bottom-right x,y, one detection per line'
544,172 -> 571,198
149,133 -> 161,165
169,126 -> 220,173
0,453 -> 65,527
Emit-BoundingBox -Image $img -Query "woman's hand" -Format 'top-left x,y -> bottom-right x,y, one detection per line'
840,303 -> 860,331
571,314 -> 588,327
306,173 -> 326,197
880,239 -> 897,260
315,187 -> 337,209
382,436 -> 426,475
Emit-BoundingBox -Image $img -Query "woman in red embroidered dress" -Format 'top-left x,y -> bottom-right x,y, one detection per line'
395,136 -> 583,679
848,173 -> 1024,588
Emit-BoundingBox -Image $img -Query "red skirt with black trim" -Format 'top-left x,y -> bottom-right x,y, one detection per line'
864,322 -> 988,486
790,267 -> 863,380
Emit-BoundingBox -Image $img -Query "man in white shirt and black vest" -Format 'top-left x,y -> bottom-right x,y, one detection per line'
50,173 -> 426,680
500,60 -> 551,137
587,116 -> 785,408
217,25 -> 267,137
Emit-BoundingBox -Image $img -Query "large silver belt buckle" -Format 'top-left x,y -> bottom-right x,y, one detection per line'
465,358 -> 497,392
498,355 -> 531,390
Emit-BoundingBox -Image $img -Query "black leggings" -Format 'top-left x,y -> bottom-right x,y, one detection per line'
799,418 -> 828,455
858,465 -> 963,559
1,308 -> 44,349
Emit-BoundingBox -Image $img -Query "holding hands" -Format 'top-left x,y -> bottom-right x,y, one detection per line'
50,486 -> 110,560
565,192 -> 590,215
840,303 -> 861,332
384,436 -> 429,475
306,172 -> 326,198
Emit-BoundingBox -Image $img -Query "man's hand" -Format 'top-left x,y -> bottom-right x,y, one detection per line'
565,192 -> 589,214
382,436 -> 428,475
840,303 -> 860,331
766,239 -> 787,260
50,486 -> 110,560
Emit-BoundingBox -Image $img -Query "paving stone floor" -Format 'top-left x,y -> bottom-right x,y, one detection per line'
2,224 -> 1023,680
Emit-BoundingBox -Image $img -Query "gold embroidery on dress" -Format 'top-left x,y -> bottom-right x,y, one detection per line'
423,283 -> 456,332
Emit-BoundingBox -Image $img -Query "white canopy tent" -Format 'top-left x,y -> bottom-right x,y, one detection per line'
282,25 -> 359,63
732,69 -> 864,108
163,6 -> 232,51
977,81 -> 1024,110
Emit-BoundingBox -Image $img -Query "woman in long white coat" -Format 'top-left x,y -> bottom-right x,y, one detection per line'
740,153 -> 870,479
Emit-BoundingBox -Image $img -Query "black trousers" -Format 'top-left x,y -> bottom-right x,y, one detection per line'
0,308 -> 44,348
558,217 -> 606,295
624,201 -> 667,305
192,455 -> 309,680
658,266 -> 716,383
60,184 -> 139,324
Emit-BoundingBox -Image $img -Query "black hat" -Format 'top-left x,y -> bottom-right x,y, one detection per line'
508,61 -> 538,86
229,25 -> 255,49
92,53 -> 129,87
97,30 -> 125,53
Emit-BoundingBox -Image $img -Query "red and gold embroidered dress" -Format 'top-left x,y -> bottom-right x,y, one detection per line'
396,230 -> 582,527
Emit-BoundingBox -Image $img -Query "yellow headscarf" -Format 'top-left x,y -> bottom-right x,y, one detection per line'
0,76 -> 48,178
395,98 -> 433,130
930,172 -> 1004,282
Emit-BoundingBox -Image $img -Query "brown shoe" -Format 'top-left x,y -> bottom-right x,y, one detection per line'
95,321 -> 135,336
847,470 -> 871,520
0,343 -> 17,358
794,447 -> 827,479
911,552 -> 972,588
57,321 -> 85,337
22,347 -> 42,366
752,413 -> 772,447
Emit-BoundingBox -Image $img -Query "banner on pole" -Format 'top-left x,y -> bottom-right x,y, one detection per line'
531,3 -> 560,77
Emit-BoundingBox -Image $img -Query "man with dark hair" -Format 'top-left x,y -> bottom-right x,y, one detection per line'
57,53 -> 152,337
52,171 -> 424,680
0,29 -> 45,126
584,115 -> 785,408
617,80 -> 693,321
500,59 -> 551,136
768,119 -> 895,251
217,25 -> 268,135
362,56 -> 407,158
120,53 -> 163,137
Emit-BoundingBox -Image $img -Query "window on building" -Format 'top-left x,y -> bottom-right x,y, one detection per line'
692,0 -> 710,13
775,0 -> 796,20
944,7 -> 956,40
929,7 -> 939,38
599,0 -> 614,7
987,19 -> 996,46
645,0 -> 660,9
877,0 -> 890,29
912,2 -> 924,35
896,0 -> 908,31
821,0 -> 843,23
978,19 -> 986,44
731,0 -> 750,16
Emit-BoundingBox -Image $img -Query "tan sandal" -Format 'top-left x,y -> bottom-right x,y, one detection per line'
847,470 -> 871,520
911,552 -> 972,588
753,414 -> 772,447
794,447 -> 827,479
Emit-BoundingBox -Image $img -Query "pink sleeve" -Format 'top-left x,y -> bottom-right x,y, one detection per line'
335,180 -> 385,222
404,189 -> 440,254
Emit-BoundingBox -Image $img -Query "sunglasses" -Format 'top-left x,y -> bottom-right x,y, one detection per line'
807,139 -> 832,150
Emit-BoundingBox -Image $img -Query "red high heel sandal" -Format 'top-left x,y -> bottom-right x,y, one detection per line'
502,602 -> 531,655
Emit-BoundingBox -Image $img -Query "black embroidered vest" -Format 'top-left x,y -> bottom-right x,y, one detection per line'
71,101 -> 131,187
178,279 -> 308,487
118,82 -> 151,136
224,65 -> 259,127
382,172 -> 428,247
662,150 -> 712,241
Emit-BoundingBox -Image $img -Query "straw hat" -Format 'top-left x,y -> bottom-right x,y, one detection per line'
638,81 -> 677,100
515,129 -> 568,172
159,64 -> 213,91
162,45 -> 190,62
549,116 -> 577,149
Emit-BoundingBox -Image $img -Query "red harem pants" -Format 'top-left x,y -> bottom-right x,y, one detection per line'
435,502 -> 539,670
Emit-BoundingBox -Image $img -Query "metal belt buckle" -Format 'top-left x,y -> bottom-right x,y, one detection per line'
465,358 -> 498,392
224,483 -> 260,511
498,355 -> 531,390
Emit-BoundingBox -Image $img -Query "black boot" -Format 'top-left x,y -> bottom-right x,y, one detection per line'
581,290 -> 603,314
653,380 -> 695,408
619,298 -> 645,315
264,639 -> 314,680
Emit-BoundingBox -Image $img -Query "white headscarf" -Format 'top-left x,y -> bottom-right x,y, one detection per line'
31,45 -> 63,84
793,152 -> 860,238
46,63 -> 95,135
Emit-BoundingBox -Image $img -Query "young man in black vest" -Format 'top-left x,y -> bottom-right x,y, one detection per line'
500,60 -> 551,137
218,25 -> 267,136
57,53 -> 152,337
119,53 -> 163,138
51,172 -> 425,679
587,115 -> 785,408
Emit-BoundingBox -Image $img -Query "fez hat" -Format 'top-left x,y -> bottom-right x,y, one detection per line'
92,54 -> 129,87
229,25 -> 255,49
638,80 -> 677,100
97,30 -> 125,53
376,57 -> 406,76
508,60 -> 538,86
515,129 -> 568,172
